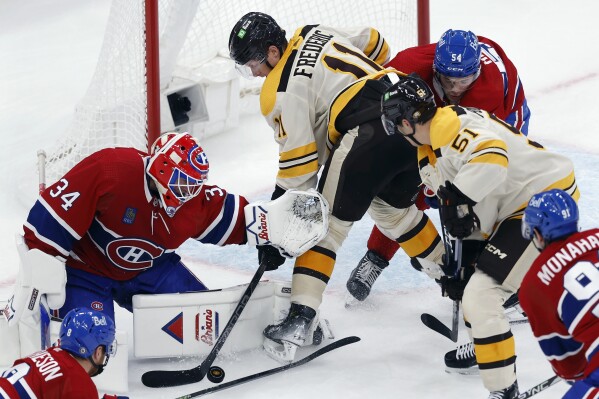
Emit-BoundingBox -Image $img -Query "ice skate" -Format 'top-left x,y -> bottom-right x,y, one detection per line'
503,292 -> 528,325
263,303 -> 332,362
488,381 -> 519,399
444,341 -> 478,375
346,250 -> 388,302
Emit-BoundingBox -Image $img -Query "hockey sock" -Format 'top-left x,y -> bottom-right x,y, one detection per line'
367,225 -> 400,261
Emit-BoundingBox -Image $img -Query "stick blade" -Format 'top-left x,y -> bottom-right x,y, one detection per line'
141,368 -> 203,388
420,313 -> 453,341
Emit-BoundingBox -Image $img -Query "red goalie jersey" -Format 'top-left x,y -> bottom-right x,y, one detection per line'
519,228 -> 599,380
22,147 -> 248,281
387,36 -> 529,133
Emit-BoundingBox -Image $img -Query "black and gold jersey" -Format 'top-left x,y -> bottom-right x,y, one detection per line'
260,25 -> 390,191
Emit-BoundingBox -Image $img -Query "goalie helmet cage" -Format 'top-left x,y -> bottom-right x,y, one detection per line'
44,0 -> 430,185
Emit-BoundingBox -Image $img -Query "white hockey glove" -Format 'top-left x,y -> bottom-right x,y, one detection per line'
245,189 -> 329,259
411,257 -> 446,280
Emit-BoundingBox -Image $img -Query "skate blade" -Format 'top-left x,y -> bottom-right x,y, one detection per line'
263,338 -> 299,363
344,295 -> 359,309
444,366 -> 479,376
505,308 -> 529,325
320,319 -> 335,340
344,293 -> 366,309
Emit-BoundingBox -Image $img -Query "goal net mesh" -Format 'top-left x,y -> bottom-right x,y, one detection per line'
46,0 -> 421,184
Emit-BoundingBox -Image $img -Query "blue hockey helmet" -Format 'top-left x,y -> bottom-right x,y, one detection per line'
521,189 -> 579,242
59,308 -> 116,359
434,29 -> 481,77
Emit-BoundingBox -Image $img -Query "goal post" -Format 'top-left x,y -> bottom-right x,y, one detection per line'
45,0 -> 430,185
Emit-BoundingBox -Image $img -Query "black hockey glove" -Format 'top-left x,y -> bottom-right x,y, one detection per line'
439,264 -> 475,301
257,244 -> 286,271
437,181 -> 479,239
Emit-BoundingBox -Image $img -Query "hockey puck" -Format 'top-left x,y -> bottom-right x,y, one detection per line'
207,366 -> 225,384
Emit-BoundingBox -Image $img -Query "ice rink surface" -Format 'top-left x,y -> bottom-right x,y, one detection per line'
1,0 -> 598,397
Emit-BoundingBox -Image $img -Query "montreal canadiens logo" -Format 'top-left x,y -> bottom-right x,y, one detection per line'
189,146 -> 209,176
106,238 -> 165,271
91,301 -> 104,311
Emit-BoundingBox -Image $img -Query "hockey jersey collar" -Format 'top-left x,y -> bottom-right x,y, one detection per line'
429,107 -> 461,150
142,156 -> 159,205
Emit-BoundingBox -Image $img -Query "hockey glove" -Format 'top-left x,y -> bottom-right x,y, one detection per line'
439,265 -> 475,301
257,244 -> 286,271
438,181 -> 479,239
421,185 -> 439,209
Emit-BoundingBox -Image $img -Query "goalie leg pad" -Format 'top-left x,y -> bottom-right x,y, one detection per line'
0,301 -> 20,367
132,281 -> 292,358
5,235 -> 66,327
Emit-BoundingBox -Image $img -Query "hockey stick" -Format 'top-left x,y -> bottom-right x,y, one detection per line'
176,336 -> 360,398
141,261 -> 268,388
517,375 -> 561,399
421,211 -> 462,342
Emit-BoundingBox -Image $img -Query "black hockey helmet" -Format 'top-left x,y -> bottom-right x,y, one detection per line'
228,12 -> 287,66
380,74 -> 437,135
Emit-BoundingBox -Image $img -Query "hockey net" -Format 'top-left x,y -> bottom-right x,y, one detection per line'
45,0 -> 428,184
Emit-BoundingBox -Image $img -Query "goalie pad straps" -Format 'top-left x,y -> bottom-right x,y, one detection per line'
4,235 -> 66,327
245,189 -> 329,258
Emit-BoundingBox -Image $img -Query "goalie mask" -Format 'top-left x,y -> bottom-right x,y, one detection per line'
59,308 -> 116,375
146,132 -> 209,217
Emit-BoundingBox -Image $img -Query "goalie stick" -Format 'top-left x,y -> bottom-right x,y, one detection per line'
141,261 -> 267,388
175,336 -> 360,399
517,375 -> 561,399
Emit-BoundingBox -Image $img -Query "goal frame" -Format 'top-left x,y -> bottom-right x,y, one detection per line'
144,0 -> 430,149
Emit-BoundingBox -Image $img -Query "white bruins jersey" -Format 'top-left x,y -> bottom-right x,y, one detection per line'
418,106 -> 579,238
260,25 -> 390,191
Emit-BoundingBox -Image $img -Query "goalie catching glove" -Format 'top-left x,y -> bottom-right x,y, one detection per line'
245,189 -> 329,266
438,181 -> 480,239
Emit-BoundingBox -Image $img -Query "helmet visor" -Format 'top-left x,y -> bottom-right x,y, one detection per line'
235,57 -> 266,79
105,338 -> 118,357
381,113 -> 398,136
436,71 -> 478,91
521,214 -> 533,240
